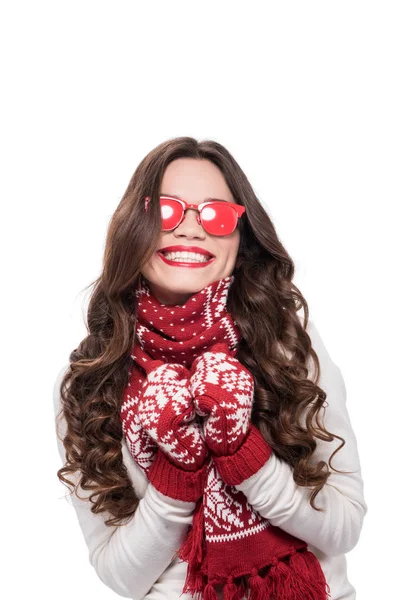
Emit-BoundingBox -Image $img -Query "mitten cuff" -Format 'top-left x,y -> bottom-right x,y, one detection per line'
147,450 -> 208,502
213,424 -> 272,486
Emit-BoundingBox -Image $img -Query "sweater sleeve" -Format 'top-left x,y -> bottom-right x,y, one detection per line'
53,364 -> 196,600
235,319 -> 368,557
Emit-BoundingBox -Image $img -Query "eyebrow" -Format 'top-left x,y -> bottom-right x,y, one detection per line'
160,193 -> 230,203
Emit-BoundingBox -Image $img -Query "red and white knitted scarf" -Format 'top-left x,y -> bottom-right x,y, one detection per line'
121,275 -> 330,600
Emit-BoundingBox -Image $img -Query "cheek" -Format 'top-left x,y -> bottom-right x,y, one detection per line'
228,232 -> 241,259
214,234 -> 240,265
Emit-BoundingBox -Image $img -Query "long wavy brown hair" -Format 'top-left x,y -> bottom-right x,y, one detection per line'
56,136 -> 350,529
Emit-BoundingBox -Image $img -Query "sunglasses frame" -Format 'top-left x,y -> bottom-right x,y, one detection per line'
144,195 -> 246,236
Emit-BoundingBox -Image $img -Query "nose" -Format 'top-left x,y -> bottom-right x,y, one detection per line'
173,208 -> 206,239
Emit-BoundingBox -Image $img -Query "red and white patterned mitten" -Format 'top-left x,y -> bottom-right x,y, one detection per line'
138,360 -> 208,471
189,343 -> 272,486
135,349 -> 209,502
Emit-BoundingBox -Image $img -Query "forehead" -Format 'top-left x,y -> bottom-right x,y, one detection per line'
160,158 -> 234,204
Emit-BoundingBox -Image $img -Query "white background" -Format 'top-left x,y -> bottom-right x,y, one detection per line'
1,1 -> 398,598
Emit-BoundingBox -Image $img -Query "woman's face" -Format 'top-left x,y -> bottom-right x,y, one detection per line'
141,158 -> 241,305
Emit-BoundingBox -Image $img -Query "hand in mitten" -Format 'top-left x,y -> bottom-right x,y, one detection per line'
189,342 -> 272,486
135,345 -> 209,501
138,358 -> 208,471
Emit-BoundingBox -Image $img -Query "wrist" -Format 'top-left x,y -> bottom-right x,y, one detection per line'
147,450 -> 209,502
212,424 -> 272,486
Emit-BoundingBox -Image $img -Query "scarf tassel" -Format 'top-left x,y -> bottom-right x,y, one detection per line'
179,498 -> 207,596
217,550 -> 330,600
205,578 -> 244,600
249,568 -> 268,599
223,576 -> 240,600
204,583 -> 220,599
264,550 -> 331,600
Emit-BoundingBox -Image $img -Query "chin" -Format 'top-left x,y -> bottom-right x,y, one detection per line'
158,276 -> 212,294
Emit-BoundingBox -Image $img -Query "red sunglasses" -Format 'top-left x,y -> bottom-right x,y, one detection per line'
144,195 -> 245,237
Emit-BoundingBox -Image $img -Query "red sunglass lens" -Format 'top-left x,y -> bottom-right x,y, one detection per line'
160,199 -> 182,230
200,204 -> 237,235
159,198 -> 238,236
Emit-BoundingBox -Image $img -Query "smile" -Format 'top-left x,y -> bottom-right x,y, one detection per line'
157,251 -> 215,268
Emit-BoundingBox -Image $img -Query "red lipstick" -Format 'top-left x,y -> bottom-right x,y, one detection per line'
157,246 -> 215,268
157,253 -> 215,268
158,245 -> 214,257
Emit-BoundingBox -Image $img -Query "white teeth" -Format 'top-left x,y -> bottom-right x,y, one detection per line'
162,251 -> 211,263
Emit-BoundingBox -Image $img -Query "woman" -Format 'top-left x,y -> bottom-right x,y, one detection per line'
54,137 -> 367,600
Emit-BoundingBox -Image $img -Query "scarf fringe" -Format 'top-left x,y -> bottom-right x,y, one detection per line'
179,498 -> 207,596
249,568 -> 266,599
223,576 -> 240,600
204,583 -> 219,599
180,541 -> 331,600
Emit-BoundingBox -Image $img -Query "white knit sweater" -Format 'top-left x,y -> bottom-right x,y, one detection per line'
53,318 -> 368,600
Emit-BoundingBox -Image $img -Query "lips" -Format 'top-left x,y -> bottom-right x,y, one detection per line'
157,250 -> 215,269
158,245 -> 214,258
